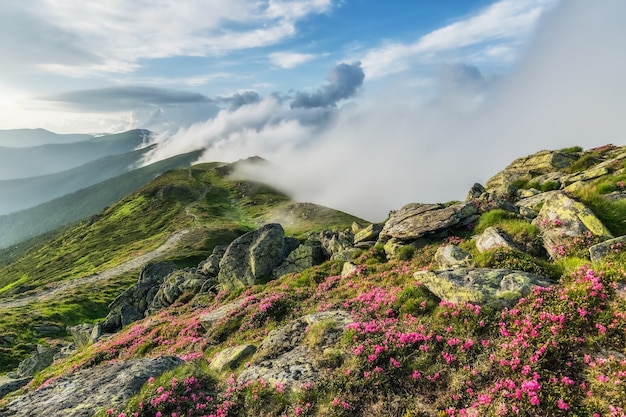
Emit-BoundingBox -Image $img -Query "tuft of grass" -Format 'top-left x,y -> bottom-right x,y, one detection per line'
574,187 -> 626,236
474,247 -> 561,279
560,146 -> 583,154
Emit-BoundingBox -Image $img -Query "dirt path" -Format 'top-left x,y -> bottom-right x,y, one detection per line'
0,230 -> 190,310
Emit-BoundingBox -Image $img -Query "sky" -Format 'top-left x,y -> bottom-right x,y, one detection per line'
1,0 -> 625,220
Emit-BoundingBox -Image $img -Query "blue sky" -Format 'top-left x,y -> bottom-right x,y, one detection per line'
1,0 -> 625,219
1,0 -> 554,133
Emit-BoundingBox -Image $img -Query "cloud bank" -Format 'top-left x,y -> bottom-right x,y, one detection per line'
143,0 -> 625,221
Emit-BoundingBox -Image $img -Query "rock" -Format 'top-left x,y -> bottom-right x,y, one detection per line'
532,192 -> 613,258
209,344 -> 257,372
341,262 -> 359,278
273,243 -> 326,278
354,223 -> 384,244
0,375 -> 31,399
383,238 -> 404,258
199,300 -> 247,331
467,183 -> 489,200
589,236 -> 626,262
380,201 -> 478,241
485,150 -> 577,199
238,310 -> 353,391
217,224 -> 292,290
67,323 -> 102,350
415,268 -> 554,308
306,230 -> 354,258
16,346 -> 56,378
198,245 -> 227,277
566,165 -> 611,184
330,248 -> 361,262
102,262 -> 177,332
0,357 -> 182,417
434,245 -> 472,269
475,227 -> 519,253
32,325 -> 62,338
147,269 -> 212,314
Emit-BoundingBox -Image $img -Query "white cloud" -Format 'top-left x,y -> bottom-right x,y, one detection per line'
3,0 -> 334,76
361,0 -> 557,78
269,52 -> 317,68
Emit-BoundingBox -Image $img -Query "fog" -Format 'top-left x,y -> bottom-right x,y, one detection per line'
144,1 -> 626,221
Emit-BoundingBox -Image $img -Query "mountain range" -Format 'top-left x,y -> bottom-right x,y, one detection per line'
0,136 -> 625,416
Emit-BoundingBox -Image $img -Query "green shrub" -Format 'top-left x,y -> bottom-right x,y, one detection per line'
475,247 -> 561,279
473,210 -> 518,234
574,188 -> 626,236
396,245 -> 416,261
567,154 -> 600,173
560,146 -> 583,154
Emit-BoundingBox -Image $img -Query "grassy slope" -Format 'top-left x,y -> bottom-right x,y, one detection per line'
0,160 -> 362,372
5,146 -> 625,416
0,129 -> 148,180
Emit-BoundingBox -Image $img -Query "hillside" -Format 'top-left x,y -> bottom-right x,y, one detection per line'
0,146 -> 155,215
0,150 -> 203,250
1,145 -> 626,416
0,129 -> 91,148
0,129 -> 150,180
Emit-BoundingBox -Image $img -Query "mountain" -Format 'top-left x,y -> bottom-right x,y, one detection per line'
0,128 -> 92,148
0,129 -> 150,180
0,149 -> 203,250
1,144 -> 626,416
0,146 -> 154,215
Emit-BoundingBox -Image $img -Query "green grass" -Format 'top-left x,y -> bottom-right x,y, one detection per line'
574,187 -> 626,236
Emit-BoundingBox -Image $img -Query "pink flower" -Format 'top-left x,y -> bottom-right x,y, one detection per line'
557,399 -> 569,410
529,396 -> 540,406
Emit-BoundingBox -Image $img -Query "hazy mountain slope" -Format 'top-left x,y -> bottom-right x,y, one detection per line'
0,128 -> 92,148
0,146 -> 154,215
0,129 -> 150,180
0,150 -> 203,250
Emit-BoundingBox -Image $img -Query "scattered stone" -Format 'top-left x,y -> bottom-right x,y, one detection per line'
434,245 -> 472,269
330,248 -> 361,262
67,323 -> 102,350
306,230 -> 354,258
32,325 -> 62,338
475,227 -> 519,253
380,201 -> 478,241
209,344 -> 257,372
467,183 -> 489,200
217,224 -> 292,290
1,357 -> 182,417
415,268 -> 554,308
341,262 -> 359,278
199,300 -> 246,330
589,236 -> 626,262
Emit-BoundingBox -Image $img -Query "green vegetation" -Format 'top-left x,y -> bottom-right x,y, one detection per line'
574,185 -> 626,236
559,146 -> 583,154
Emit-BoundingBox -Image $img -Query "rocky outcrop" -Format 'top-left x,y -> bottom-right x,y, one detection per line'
306,230 -> 354,258
380,202 -> 478,242
217,224 -> 294,290
16,345 -> 56,378
198,245 -> 227,277
273,242 -> 325,278
67,323 -> 102,350
0,357 -> 182,417
102,262 -> 177,332
199,300 -> 247,330
415,268 -> 554,308
238,310 -> 353,390
354,223 -> 384,245
0,376 -> 30,399
532,192 -> 613,258
147,269 -> 213,314
434,245 -> 472,269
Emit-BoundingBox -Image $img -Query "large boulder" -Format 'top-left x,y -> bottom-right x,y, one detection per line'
209,344 -> 257,372
102,262 -> 177,332
532,192 -> 613,258
0,376 -> 31,399
415,268 -> 554,308
0,357 -> 182,417
354,223 -> 384,245
217,224 -> 294,290
238,310 -> 353,390
380,202 -> 478,241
